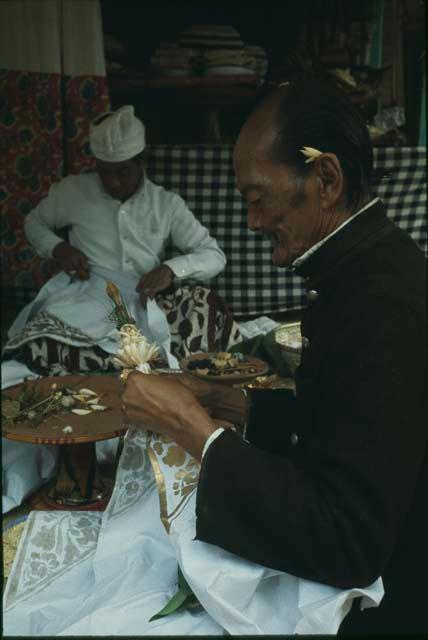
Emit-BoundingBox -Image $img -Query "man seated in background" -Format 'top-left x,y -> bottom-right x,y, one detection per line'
121,78 -> 427,635
4,105 -> 239,374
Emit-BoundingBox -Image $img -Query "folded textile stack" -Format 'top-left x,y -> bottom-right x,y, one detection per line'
179,24 -> 244,50
150,42 -> 196,76
204,48 -> 257,76
179,24 -> 257,76
245,45 -> 269,81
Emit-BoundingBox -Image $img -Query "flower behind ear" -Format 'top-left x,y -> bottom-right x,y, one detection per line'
301,146 -> 323,163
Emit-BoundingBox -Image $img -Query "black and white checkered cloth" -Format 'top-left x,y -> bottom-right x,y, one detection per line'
146,145 -> 427,318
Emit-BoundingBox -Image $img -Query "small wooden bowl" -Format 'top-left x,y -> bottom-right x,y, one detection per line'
274,322 -> 302,376
180,353 -> 269,385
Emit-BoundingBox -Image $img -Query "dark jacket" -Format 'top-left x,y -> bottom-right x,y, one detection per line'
196,200 -> 427,635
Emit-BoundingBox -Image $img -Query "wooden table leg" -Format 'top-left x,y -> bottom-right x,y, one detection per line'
43,442 -> 114,510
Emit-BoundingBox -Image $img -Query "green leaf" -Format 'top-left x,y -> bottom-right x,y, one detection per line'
149,587 -> 189,622
149,566 -> 200,622
177,565 -> 194,595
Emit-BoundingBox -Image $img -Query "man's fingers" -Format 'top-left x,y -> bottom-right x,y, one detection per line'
64,262 -> 76,275
137,280 -> 156,293
136,275 -> 152,290
67,253 -> 89,279
71,254 -> 87,270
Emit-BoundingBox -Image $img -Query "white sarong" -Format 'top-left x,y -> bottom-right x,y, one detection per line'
3,426 -> 384,636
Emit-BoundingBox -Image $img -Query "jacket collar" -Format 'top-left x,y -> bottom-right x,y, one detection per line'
294,199 -> 393,289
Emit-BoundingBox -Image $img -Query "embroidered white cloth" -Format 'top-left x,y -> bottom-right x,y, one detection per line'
3,427 -> 384,635
7,266 -> 178,366
23,173 -> 226,280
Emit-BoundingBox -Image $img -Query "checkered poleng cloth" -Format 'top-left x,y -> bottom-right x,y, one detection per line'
146,146 -> 427,318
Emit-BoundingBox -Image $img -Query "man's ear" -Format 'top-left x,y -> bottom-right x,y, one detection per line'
314,153 -> 343,210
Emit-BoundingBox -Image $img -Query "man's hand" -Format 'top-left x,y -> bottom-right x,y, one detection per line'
136,264 -> 174,307
53,242 -> 90,280
121,372 -> 218,460
175,373 -> 250,427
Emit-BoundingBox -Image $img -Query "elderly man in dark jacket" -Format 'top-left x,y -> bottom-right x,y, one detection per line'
122,78 -> 427,635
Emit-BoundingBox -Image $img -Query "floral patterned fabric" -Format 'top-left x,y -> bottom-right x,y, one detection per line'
1,69 -> 110,290
157,285 -> 241,359
3,510 -> 102,609
3,286 -> 242,376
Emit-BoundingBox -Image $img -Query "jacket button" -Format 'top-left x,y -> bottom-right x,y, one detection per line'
302,336 -> 310,349
290,433 -> 299,446
307,289 -> 319,302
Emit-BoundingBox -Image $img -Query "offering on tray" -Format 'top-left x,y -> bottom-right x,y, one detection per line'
1,379 -> 108,429
2,375 -> 125,445
180,352 -> 269,384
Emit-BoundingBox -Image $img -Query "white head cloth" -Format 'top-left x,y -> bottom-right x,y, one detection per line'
89,105 -> 145,162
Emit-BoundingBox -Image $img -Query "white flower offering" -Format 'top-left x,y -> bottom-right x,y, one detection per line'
114,323 -> 159,373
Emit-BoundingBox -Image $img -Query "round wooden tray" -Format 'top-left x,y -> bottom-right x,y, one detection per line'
2,375 -> 127,445
180,353 -> 269,385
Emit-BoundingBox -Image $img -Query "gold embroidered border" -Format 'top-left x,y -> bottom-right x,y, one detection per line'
146,432 -> 200,534
146,432 -> 170,533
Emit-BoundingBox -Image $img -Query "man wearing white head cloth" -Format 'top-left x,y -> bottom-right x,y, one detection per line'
23,105 -> 226,307
2,106 -> 233,513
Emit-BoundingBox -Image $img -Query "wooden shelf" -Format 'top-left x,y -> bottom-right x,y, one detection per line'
108,74 -> 261,106
108,73 -> 260,88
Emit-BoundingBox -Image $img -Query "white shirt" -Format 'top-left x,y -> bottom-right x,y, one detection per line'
24,173 -> 226,281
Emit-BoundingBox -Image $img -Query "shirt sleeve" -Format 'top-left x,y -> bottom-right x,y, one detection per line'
24,181 -> 69,258
162,196 -> 226,280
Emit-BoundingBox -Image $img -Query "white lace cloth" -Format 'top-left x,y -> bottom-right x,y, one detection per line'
3,426 -> 384,636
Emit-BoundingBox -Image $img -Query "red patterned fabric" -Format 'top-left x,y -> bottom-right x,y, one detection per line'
63,76 -> 110,174
1,69 -> 110,291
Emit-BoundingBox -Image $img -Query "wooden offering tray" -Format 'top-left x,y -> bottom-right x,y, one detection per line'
2,375 -> 125,445
2,375 -> 127,510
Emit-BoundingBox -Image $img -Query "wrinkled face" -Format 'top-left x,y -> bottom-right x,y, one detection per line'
96,158 -> 144,202
234,125 -> 325,268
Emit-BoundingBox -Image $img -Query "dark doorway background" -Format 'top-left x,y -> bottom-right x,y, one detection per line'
100,0 -> 374,71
